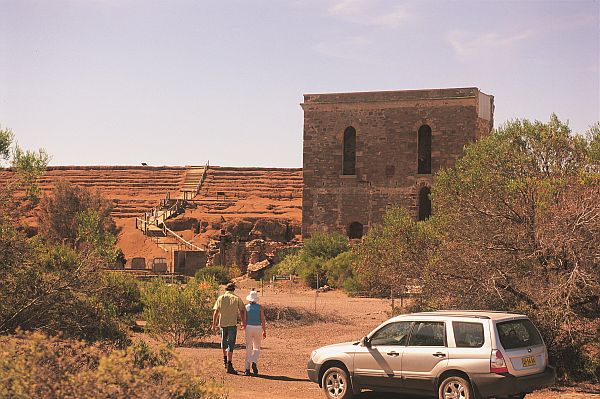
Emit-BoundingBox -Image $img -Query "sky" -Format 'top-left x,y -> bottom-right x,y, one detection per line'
0,0 -> 598,167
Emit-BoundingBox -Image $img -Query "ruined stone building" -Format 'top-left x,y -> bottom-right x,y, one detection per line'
301,87 -> 494,239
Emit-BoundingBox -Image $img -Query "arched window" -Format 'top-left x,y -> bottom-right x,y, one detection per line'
348,221 -> 364,239
342,126 -> 356,175
417,124 -> 432,174
418,187 -> 431,221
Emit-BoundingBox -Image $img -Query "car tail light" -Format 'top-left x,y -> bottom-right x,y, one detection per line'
490,349 -> 508,373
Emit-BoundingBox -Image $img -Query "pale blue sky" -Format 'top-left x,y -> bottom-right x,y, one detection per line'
1,0 -> 598,167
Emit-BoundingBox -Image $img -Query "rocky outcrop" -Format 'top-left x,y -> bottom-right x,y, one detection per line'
247,259 -> 270,279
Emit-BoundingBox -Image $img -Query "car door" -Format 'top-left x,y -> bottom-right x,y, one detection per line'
495,318 -> 547,376
401,321 -> 449,393
353,321 -> 412,390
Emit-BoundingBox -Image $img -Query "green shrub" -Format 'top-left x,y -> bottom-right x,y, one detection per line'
323,251 -> 356,288
195,266 -> 230,285
342,276 -> 364,296
142,278 -> 218,346
0,231 -> 136,345
273,233 -> 354,287
303,232 -> 348,259
99,272 -> 144,322
0,332 -> 225,399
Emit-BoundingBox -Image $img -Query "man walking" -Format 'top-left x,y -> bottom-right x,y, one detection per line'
212,282 -> 246,374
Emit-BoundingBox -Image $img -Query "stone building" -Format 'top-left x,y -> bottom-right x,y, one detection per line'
301,87 -> 494,239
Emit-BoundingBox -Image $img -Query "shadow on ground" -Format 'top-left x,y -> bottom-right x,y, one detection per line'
190,342 -> 244,350
355,392 -> 433,399
248,374 -> 309,383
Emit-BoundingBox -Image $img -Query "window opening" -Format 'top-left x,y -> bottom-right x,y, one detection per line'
348,221 -> 363,239
342,127 -> 356,175
417,124 -> 432,174
418,187 -> 431,221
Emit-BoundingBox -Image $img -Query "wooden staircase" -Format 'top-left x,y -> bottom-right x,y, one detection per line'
179,165 -> 207,200
135,163 -> 208,252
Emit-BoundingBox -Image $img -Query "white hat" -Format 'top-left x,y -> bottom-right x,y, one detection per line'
246,290 -> 259,303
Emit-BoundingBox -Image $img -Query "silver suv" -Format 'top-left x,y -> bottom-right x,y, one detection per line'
307,311 -> 556,399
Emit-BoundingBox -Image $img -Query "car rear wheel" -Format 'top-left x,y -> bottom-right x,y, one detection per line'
439,376 -> 472,399
321,366 -> 353,399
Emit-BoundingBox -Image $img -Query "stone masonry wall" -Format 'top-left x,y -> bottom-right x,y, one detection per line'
301,87 -> 494,238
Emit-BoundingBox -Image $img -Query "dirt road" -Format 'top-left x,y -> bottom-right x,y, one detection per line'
177,284 -> 599,399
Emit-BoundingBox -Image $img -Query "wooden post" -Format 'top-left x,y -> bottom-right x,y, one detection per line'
391,288 -> 395,315
314,273 -> 319,313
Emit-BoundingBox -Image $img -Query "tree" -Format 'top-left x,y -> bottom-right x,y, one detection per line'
0,126 -> 13,161
0,126 -> 50,217
273,232 -> 350,286
355,207 -> 440,298
142,278 -> 218,346
0,127 -> 138,344
430,115 -> 599,381
38,180 -> 116,254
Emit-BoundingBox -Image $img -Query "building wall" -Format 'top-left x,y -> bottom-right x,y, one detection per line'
301,87 -> 493,238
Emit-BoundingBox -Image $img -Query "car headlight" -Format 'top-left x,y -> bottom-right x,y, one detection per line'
311,350 -> 317,360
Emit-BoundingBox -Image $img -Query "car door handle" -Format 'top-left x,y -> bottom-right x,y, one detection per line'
386,351 -> 400,357
432,352 -> 447,358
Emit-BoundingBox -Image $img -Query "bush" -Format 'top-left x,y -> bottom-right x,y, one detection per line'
323,251 -> 356,288
273,233 -> 355,287
0,332 -> 225,399
99,272 -> 144,323
227,265 -> 243,280
303,232 -> 349,259
195,266 -> 230,285
38,180 -> 117,259
142,278 -> 218,346
0,231 -> 139,345
342,276 -> 364,296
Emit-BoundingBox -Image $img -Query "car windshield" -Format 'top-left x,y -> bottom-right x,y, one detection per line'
496,319 -> 543,350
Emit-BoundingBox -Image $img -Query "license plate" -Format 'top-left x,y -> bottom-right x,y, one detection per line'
521,355 -> 536,367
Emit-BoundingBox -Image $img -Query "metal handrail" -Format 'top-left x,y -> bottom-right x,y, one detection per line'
163,225 -> 205,251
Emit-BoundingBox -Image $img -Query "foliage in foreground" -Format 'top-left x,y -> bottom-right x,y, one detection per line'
0,128 -> 138,344
142,278 -> 219,346
0,230 -> 142,344
0,332 -> 225,399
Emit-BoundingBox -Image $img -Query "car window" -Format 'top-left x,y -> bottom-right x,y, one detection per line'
408,321 -> 446,347
497,319 -> 543,350
370,321 -> 412,346
453,322 -> 484,348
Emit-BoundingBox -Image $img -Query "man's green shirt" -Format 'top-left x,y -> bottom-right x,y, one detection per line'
213,291 -> 244,327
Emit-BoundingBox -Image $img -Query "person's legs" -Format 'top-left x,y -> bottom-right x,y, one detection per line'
252,327 -> 263,364
244,327 -> 253,371
220,328 -> 228,368
246,325 -> 262,374
224,326 -> 238,373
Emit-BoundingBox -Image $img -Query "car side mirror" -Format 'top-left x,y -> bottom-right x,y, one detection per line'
360,336 -> 371,348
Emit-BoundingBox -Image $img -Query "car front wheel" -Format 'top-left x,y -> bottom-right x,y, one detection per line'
321,366 -> 353,399
438,376 -> 473,399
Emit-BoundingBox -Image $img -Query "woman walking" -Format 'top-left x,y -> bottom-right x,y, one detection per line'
244,290 -> 266,376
